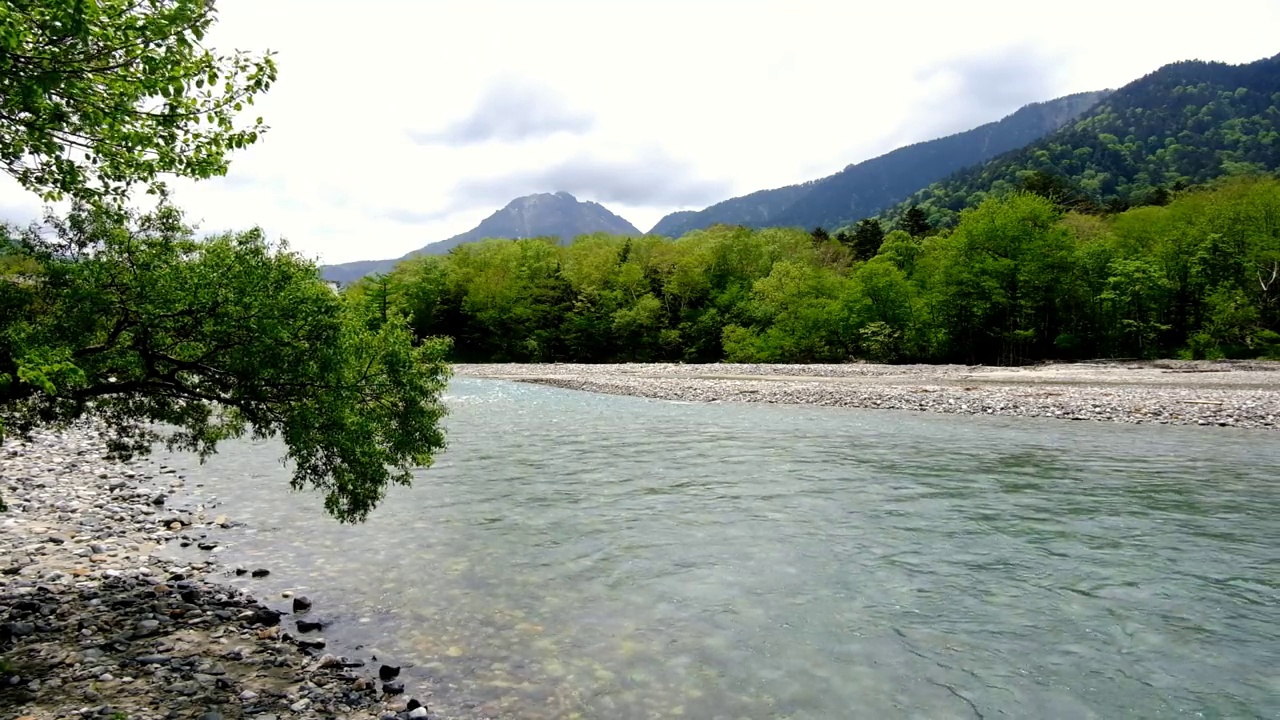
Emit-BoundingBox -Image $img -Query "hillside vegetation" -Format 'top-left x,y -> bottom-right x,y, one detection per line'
649,91 -> 1107,238
891,55 -> 1280,228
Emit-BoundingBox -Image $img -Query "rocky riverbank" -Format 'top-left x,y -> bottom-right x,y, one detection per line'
454,360 -> 1280,429
0,427 -> 434,720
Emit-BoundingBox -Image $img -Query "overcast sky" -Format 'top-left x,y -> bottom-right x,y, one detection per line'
2,1 -> 1278,264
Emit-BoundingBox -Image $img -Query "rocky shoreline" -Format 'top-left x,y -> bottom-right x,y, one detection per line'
0,427 -> 434,720
454,360 -> 1280,429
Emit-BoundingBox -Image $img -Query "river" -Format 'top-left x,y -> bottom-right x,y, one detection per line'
157,378 -> 1280,719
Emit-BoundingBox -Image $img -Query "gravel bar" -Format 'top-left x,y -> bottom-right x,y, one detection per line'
454,360 -> 1280,429
0,427 -> 436,720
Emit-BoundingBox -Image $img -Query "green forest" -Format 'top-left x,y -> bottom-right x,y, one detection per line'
348,177 -> 1280,365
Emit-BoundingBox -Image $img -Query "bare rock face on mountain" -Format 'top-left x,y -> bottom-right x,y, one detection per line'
321,192 -> 639,284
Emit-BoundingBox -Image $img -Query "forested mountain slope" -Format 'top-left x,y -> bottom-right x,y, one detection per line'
648,90 -> 1108,237
648,184 -> 813,237
892,54 -> 1280,227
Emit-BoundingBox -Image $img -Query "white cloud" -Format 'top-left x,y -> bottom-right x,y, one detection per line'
2,0 -> 1279,261
407,77 -> 595,145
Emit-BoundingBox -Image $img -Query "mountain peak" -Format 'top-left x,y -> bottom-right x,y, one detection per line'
320,192 -> 639,284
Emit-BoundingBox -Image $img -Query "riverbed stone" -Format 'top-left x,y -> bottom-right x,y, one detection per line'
453,360 -> 1280,430
0,426 -> 413,720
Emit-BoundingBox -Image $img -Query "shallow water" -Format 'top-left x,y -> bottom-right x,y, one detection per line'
158,378 -> 1280,719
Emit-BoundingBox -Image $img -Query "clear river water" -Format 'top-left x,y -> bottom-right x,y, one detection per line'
157,378 -> 1280,719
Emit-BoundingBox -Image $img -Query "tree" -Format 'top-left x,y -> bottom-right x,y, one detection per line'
1143,185 -> 1172,207
926,193 -> 1074,364
900,206 -> 932,237
850,218 -> 885,260
1018,170 -> 1096,213
357,273 -> 394,327
810,226 -> 830,244
1,204 -> 451,522
0,1 -> 277,202
0,3 -> 456,523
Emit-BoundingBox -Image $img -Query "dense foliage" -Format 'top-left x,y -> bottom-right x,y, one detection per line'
649,91 -> 1106,238
894,55 -> 1280,228
0,0 -> 277,202
350,178 -> 1280,365
0,205 -> 451,521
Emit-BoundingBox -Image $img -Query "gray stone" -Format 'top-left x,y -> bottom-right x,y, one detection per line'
165,680 -> 200,695
134,654 -> 172,664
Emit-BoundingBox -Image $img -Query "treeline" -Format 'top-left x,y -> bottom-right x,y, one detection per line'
348,177 -> 1280,365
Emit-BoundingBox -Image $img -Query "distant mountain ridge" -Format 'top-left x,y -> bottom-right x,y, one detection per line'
648,90 -> 1109,237
321,191 -> 639,284
890,54 -> 1280,226
648,184 -> 814,237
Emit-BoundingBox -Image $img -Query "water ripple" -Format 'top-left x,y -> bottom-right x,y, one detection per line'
157,378 -> 1280,719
